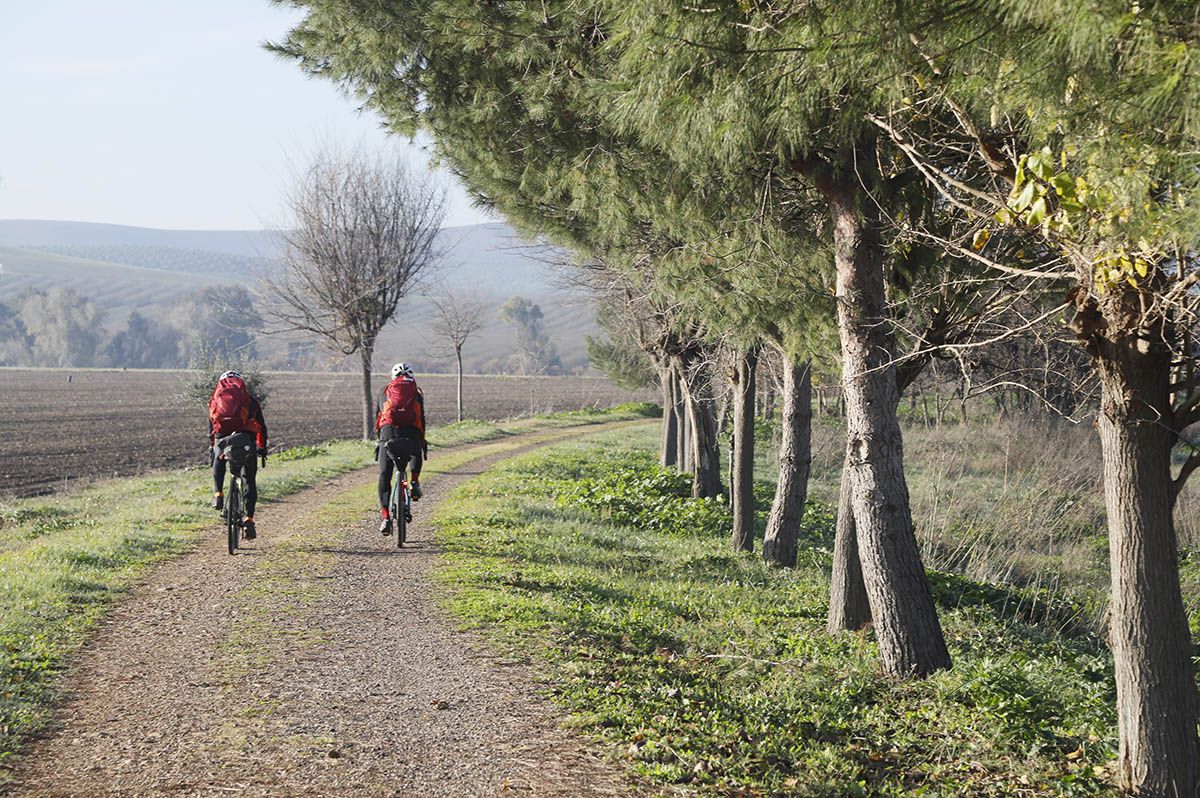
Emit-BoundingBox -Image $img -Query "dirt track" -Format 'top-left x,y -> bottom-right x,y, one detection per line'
0,369 -> 649,497
4,428 -> 643,797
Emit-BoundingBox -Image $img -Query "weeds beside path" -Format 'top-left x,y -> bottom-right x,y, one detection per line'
0,403 -> 657,791
434,427 -> 1119,797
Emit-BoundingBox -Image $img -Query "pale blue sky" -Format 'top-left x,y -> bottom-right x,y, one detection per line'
0,1 -> 493,230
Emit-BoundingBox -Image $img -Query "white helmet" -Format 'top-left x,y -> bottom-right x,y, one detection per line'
391,362 -> 413,379
219,370 -> 243,380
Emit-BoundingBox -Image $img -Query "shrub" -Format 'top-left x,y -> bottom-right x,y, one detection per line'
551,450 -> 729,537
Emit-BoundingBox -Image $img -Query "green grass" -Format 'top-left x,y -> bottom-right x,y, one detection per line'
0,403 -> 655,773
433,426 -> 1120,797
428,401 -> 660,448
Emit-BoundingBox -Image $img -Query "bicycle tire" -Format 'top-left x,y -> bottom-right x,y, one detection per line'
227,478 -> 240,555
390,476 -> 401,545
396,483 -> 407,547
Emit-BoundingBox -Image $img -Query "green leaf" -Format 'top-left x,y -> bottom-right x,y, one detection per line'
1025,197 -> 1048,226
1049,172 -> 1076,198
1010,180 -> 1036,213
1026,148 -> 1054,180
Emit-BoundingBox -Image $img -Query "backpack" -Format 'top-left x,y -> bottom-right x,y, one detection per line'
382,377 -> 420,428
210,376 -> 253,436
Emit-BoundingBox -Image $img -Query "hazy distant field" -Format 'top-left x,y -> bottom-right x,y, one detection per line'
0,369 -> 652,496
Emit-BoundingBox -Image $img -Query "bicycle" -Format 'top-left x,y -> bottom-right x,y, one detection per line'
384,437 -> 415,547
215,432 -> 261,555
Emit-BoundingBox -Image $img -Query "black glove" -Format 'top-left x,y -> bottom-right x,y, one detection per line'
423,442 -> 429,459
259,448 -> 268,468
373,441 -> 380,461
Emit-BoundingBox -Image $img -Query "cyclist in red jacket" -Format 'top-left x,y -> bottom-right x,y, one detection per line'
208,370 -> 268,539
375,362 -> 427,535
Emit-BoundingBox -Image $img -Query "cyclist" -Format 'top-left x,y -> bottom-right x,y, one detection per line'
208,370 -> 268,539
375,362 -> 428,535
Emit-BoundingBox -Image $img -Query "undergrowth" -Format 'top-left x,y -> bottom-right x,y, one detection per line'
434,427 -> 1120,797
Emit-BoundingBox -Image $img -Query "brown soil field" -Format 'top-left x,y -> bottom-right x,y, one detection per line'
0,369 -> 652,497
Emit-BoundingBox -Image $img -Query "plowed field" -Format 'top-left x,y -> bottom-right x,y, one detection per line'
0,369 -> 650,496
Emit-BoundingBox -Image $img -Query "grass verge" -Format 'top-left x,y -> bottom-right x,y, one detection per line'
434,425 -> 1120,797
0,402 -> 657,773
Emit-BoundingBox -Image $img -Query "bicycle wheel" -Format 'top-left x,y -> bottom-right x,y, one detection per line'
226,478 -> 240,555
390,473 -> 403,547
400,470 -> 410,544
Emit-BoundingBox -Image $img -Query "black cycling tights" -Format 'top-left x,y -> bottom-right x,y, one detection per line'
378,425 -> 423,509
214,457 -> 258,517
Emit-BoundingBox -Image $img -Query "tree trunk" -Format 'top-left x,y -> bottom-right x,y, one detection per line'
825,170 -> 950,677
677,359 -> 696,473
763,357 -> 812,567
731,347 -> 758,552
675,354 -> 720,498
675,368 -> 689,471
359,346 -> 374,441
1096,338 -> 1199,796
455,346 -> 465,422
660,366 -> 679,468
828,444 -> 871,631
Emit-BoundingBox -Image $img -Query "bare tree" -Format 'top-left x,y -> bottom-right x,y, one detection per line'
264,147 -> 446,438
429,287 -> 485,422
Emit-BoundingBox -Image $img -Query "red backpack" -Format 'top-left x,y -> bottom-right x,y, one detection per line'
210,376 -> 253,436
382,377 -> 420,428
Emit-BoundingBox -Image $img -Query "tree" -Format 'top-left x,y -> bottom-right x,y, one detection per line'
852,5 -> 1200,788
263,147 -> 446,439
761,354 -> 813,567
428,287 -> 485,422
173,285 -> 261,363
498,296 -> 561,376
0,301 -> 31,365
104,311 -> 182,368
585,298 -> 657,392
586,333 -> 655,391
729,344 -> 759,552
18,287 -> 103,367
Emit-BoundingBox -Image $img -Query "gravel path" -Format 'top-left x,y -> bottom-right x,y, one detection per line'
6,430 -> 644,797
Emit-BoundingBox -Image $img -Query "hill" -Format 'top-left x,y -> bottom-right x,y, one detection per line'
0,220 -> 570,294
0,246 -> 221,326
0,221 -> 598,373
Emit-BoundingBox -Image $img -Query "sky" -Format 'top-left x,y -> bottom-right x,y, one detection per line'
0,2 -> 495,230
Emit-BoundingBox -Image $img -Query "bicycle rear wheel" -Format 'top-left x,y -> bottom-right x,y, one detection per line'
396,486 -> 407,547
393,467 -> 408,547
389,476 -> 401,546
226,478 -> 240,555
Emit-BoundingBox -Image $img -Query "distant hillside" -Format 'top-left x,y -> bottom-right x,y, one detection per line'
0,220 -> 598,373
0,220 -> 570,292
0,220 -> 277,258
25,244 -> 274,279
0,246 -> 223,325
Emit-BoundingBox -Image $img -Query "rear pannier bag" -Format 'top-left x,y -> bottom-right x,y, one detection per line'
385,437 -> 414,463
220,432 -> 257,465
